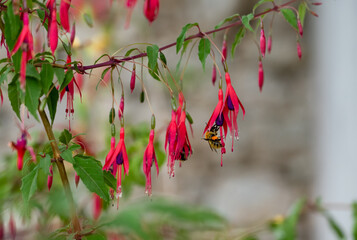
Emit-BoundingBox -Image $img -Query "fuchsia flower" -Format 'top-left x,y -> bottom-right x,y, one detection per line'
222,72 -> 245,151
267,35 -> 272,54
125,0 -> 138,28
11,12 -> 34,89
60,0 -> 71,32
174,110 -> 192,162
10,134 -> 27,170
47,165 -> 53,191
260,24 -> 266,58
130,65 -> 136,93
103,128 -> 129,200
258,60 -> 264,92
143,0 -> 159,23
143,129 -> 159,196
165,110 -> 177,177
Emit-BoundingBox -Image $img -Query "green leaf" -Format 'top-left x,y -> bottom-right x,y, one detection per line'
214,14 -> 239,37
40,64 -> 54,93
26,64 -> 40,80
84,233 -> 106,240
242,13 -> 254,32
198,38 -> 211,71
59,129 -> 73,145
25,77 -> 42,121
21,166 -> 39,202
59,70 -> 73,92
62,41 -> 71,56
39,155 -> 51,176
73,155 -> 109,202
176,23 -> 198,54
47,86 -> 58,125
159,52 -> 167,66
60,149 -> 74,164
8,75 -> 21,119
323,212 -> 346,240
103,171 -> 116,189
175,40 -> 191,73
83,13 -> 93,28
231,27 -> 246,57
253,0 -> 274,14
298,2 -> 307,26
54,68 -> 65,86
352,202 -> 357,240
281,9 -> 298,30
147,45 -> 160,80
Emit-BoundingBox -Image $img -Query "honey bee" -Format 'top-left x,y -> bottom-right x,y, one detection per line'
203,124 -> 223,152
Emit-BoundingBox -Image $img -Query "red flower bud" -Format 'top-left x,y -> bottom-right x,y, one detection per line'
297,41 -> 302,60
221,39 -> 227,63
267,35 -> 272,54
47,165 -> 53,191
49,7 -> 58,54
212,65 -> 217,85
130,65 -> 136,93
312,2 -> 322,5
258,60 -> 264,92
298,19 -> 303,37
75,172 -> 80,187
118,96 -> 124,119
260,25 -> 266,58
70,23 -> 76,45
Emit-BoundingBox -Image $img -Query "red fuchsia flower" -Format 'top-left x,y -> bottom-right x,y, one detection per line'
130,65 -> 136,93
267,35 -> 272,54
165,110 -> 178,177
174,110 -> 192,162
118,96 -> 124,119
297,18 -> 303,37
222,72 -> 245,151
143,129 -> 159,196
125,0 -> 138,29
297,41 -> 302,60
93,193 -> 102,220
9,134 -> 27,171
103,128 -> 129,201
212,64 -> 217,86
11,12 -> 34,89
143,0 -> 159,23
60,0 -> 71,32
221,38 -> 227,63
258,60 -> 264,92
47,165 -> 53,191
49,6 -> 58,54
260,24 -> 266,58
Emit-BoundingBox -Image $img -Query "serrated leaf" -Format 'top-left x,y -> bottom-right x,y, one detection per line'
59,70 -> 73,92
59,129 -> 73,145
26,64 -> 40,80
21,166 -> 39,202
40,64 -> 54,93
198,38 -> 211,71
103,171 -> 116,189
8,75 -> 21,119
281,9 -> 298,30
25,77 -> 42,121
83,13 -> 93,28
176,23 -> 198,54
47,86 -> 58,125
242,13 -> 254,32
298,2 -> 307,26
253,0 -> 274,14
54,68 -> 65,86
39,155 -> 51,176
231,27 -> 246,57
352,202 -> 357,240
73,155 -> 109,202
214,14 -> 239,37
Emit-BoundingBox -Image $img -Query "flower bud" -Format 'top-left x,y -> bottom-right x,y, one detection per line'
140,91 -> 145,103
260,25 -> 266,58
212,65 -> 217,85
118,96 -> 124,119
130,65 -> 136,93
312,2 -> 322,5
47,165 -> 53,191
151,114 -> 156,130
258,60 -> 264,92
109,107 -> 115,124
70,23 -> 76,45
111,124 -> 116,137
297,41 -> 302,60
221,39 -> 227,63
298,19 -> 303,37
267,35 -> 272,54
75,172 -> 80,187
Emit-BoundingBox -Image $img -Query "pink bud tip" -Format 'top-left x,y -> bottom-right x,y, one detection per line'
118,96 -> 124,119
221,39 -> 227,63
260,27 -> 266,58
75,172 -> 80,187
130,67 -> 136,93
258,61 -> 264,92
47,165 -> 53,191
212,65 -> 217,85
297,41 -> 302,60
298,19 -> 303,37
267,35 -> 272,54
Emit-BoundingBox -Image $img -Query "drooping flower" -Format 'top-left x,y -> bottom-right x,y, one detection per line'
222,72 -> 245,151
11,12 -> 34,89
297,41 -> 302,60
130,65 -> 136,93
143,129 -> 159,196
174,110 -> 192,162
267,35 -> 272,54
125,0 -> 138,28
103,128 -> 129,201
143,0 -> 159,23
165,110 -> 177,177
60,0 -> 71,32
47,165 -> 53,191
258,60 -> 264,92
260,24 -> 266,58
93,193 -> 102,220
